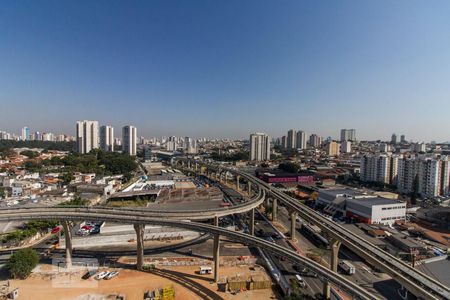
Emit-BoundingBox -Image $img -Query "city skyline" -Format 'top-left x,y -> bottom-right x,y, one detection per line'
1,1 -> 450,141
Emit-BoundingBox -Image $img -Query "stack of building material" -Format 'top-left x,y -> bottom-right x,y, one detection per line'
249,275 -> 271,290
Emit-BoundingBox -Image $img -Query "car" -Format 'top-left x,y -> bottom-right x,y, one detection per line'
77,229 -> 89,236
51,226 -> 61,234
95,271 -> 109,280
105,271 -> 119,280
295,274 -> 306,288
82,269 -> 97,280
90,225 -> 100,234
271,233 -> 283,239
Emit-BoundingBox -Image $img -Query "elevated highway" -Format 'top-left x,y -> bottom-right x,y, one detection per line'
175,159 -> 450,300
0,207 -> 378,300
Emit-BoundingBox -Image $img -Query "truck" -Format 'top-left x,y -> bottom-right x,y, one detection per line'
338,260 -> 356,275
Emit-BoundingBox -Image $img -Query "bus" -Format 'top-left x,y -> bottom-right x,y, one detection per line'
338,260 -> 356,275
198,266 -> 212,275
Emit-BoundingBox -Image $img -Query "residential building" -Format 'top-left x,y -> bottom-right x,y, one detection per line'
100,125 -> 114,152
340,141 -> 352,153
287,129 -> 296,149
325,141 -> 340,156
391,133 -> 397,144
309,134 -> 322,148
249,133 -> 271,162
76,120 -> 99,154
296,131 -> 307,150
340,129 -> 356,142
21,127 -> 30,141
122,125 -> 137,156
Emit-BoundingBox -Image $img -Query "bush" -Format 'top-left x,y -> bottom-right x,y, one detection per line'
7,248 -> 40,279
20,150 -> 39,159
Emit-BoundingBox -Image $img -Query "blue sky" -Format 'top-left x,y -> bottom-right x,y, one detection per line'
1,1 -> 450,141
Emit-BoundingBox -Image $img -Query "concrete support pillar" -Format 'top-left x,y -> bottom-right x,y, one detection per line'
213,233 -> 220,282
247,182 -> 252,196
214,216 -> 219,227
290,212 -> 297,240
323,238 -> 342,299
249,208 -> 255,236
61,220 -> 72,268
272,198 -> 278,221
134,224 -> 145,270
236,175 -> 240,190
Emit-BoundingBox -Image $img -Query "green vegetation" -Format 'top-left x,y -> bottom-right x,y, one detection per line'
6,248 -> 40,279
60,172 -> 74,185
0,187 -> 5,198
40,149 -> 137,177
1,220 -> 57,244
210,151 -> 249,162
20,150 -> 39,158
278,162 -> 301,173
0,140 -> 75,151
0,148 -> 15,159
107,199 -> 149,207
57,197 -> 90,206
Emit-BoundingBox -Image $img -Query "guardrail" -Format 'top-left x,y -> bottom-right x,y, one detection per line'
0,209 -> 379,300
177,159 -> 450,300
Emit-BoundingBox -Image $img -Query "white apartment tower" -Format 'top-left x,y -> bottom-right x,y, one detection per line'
122,125 -> 137,156
340,141 -> 352,153
76,120 -> 99,154
100,125 -> 114,152
296,131 -> 307,150
250,133 -> 271,162
340,129 -> 356,142
287,129 -> 296,149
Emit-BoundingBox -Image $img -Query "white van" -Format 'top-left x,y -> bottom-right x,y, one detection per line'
295,274 -> 306,288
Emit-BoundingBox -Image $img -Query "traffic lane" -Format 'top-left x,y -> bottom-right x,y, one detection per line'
278,205 -> 403,300
254,212 -> 323,297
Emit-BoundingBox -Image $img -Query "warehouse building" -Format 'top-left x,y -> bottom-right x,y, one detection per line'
316,187 -> 406,225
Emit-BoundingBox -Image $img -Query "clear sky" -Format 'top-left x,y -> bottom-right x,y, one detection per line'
1,1 -> 450,141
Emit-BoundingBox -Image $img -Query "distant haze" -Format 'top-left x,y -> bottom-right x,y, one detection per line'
1,1 -> 450,142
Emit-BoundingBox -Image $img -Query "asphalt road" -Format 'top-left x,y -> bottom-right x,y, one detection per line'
276,204 -> 412,300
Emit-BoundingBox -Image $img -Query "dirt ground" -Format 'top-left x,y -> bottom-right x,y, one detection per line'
8,264 -> 277,300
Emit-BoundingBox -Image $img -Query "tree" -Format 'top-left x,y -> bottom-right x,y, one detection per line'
20,150 -> 39,159
279,162 -> 301,173
60,172 -> 74,185
6,248 -> 40,279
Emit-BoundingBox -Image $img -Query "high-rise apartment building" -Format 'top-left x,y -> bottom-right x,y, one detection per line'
21,127 -> 30,141
122,125 -> 137,156
100,125 -> 114,152
287,129 -> 296,149
340,129 -> 356,142
249,133 -> 270,162
396,156 -> 450,198
76,120 -> 99,154
391,134 -> 397,144
309,134 -> 322,148
360,154 -> 399,185
295,131 -> 307,150
281,136 -> 287,149
184,137 -> 197,154
325,141 -> 340,156
400,135 -> 406,143
340,141 -> 352,153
